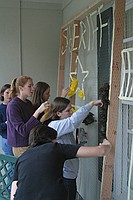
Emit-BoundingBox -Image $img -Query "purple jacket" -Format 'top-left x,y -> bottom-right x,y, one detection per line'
7,97 -> 39,147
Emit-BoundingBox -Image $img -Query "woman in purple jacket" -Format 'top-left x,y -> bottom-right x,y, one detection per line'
6,76 -> 49,157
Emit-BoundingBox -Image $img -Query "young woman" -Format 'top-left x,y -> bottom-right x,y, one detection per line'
10,124 -> 111,200
32,81 -> 69,109
44,97 -> 103,200
6,76 -> 49,157
0,84 -> 13,155
31,81 -> 50,110
31,81 -> 69,121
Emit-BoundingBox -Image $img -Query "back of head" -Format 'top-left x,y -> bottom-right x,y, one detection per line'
45,97 -> 70,121
10,76 -> 32,99
0,84 -> 11,101
32,81 -> 50,109
10,78 -> 17,99
29,124 -> 57,147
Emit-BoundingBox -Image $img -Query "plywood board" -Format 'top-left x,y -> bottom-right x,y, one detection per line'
100,0 -> 126,199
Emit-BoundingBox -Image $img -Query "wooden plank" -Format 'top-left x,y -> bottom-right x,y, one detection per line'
69,20 -> 80,105
57,28 -> 67,96
100,0 -> 126,199
57,21 -> 80,102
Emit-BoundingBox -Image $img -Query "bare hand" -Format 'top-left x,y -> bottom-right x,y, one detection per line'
37,101 -> 50,114
89,100 -> 103,107
100,139 -> 111,146
61,87 -> 70,97
99,139 -> 112,155
33,102 -> 50,119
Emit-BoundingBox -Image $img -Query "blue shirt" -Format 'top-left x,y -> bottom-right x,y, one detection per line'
0,103 -> 7,139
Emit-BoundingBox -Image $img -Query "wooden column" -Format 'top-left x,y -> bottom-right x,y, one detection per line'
100,0 -> 126,199
57,28 -> 68,96
69,20 -> 80,105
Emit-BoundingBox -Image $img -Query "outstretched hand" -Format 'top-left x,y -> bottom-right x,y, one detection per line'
89,99 -> 103,107
100,139 -> 111,146
99,139 -> 112,155
93,99 -> 103,106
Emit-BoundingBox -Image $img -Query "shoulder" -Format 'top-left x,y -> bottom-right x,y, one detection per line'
0,103 -> 6,111
26,99 -> 32,104
0,103 -> 5,107
7,97 -> 19,110
48,120 -> 58,126
0,103 -> 4,108
48,120 -> 63,129
8,97 -> 19,106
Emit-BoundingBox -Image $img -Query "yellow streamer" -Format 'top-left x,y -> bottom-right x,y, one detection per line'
68,78 -> 78,97
78,90 -> 85,99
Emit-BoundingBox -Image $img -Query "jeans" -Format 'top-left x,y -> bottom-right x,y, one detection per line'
2,138 -> 13,156
63,177 -> 77,200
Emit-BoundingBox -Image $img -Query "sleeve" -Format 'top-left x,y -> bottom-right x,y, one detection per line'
0,114 -> 7,134
7,102 -> 40,137
59,143 -> 81,159
49,104 -> 93,137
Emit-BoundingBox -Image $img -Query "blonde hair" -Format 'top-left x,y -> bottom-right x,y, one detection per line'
10,76 -> 32,99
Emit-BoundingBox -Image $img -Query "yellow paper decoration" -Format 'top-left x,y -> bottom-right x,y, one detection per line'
40,107 -> 49,123
71,107 -> 76,113
78,90 -> 85,99
68,78 -> 78,97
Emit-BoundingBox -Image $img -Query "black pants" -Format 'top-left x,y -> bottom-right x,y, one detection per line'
63,177 -> 77,200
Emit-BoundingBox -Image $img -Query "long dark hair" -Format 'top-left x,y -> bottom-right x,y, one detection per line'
31,81 -> 50,109
29,124 -> 57,147
0,84 -> 11,101
45,97 -> 70,122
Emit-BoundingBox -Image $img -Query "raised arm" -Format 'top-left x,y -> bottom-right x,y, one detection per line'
76,139 -> 111,158
61,87 -> 70,97
33,101 -> 50,119
49,99 -> 103,137
7,101 -> 49,137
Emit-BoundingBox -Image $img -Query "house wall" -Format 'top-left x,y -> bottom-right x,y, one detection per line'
0,0 -> 62,102
0,0 -> 132,199
0,0 -> 62,152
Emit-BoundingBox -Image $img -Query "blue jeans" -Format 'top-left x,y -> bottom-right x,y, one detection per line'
63,178 -> 77,200
2,138 -> 13,156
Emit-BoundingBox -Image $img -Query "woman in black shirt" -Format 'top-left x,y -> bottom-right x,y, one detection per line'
10,124 -> 111,200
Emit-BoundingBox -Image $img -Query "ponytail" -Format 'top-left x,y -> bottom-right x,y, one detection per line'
10,78 -> 17,99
